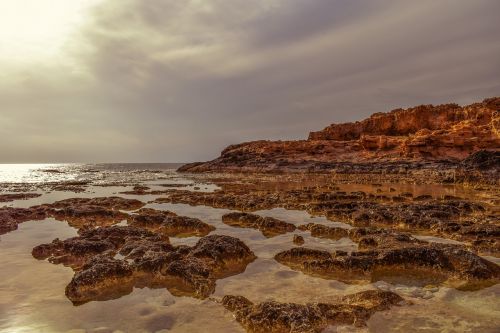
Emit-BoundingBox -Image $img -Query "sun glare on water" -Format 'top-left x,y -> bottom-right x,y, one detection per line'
0,0 -> 102,64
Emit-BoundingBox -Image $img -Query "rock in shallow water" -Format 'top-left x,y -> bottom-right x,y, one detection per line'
128,208 -> 215,237
222,212 -> 296,237
33,227 -> 256,304
275,228 -> 500,290
222,290 -> 404,333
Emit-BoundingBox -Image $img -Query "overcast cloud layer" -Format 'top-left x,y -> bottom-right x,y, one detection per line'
1,0 -> 499,162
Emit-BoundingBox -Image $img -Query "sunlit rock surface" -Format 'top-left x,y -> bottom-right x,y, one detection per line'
179,97 -> 499,185
222,290 -> 404,333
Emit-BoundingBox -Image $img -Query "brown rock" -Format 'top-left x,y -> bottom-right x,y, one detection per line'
275,229 -> 500,290
0,192 -> 41,202
293,234 -> 305,245
222,212 -> 295,237
0,206 -> 49,235
298,223 -> 349,240
222,290 -> 404,333
179,97 -> 499,184
128,208 -> 215,237
41,197 -> 145,229
33,227 -> 256,303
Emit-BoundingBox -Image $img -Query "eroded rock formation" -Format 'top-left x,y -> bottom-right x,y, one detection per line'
42,197 -> 145,229
179,97 -> 499,183
0,206 -> 49,234
0,193 -> 41,202
128,208 -> 215,237
222,290 -> 404,333
275,228 -> 500,290
152,185 -> 499,255
222,212 -> 296,237
32,227 -> 256,303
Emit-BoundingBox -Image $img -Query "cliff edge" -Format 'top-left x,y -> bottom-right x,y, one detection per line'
179,97 -> 499,182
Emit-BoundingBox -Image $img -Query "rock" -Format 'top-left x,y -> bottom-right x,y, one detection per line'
154,190 -> 281,212
222,290 -> 403,332
33,228 -> 255,303
66,255 -> 134,304
119,185 -> 151,195
275,228 -> 500,290
178,97 -> 500,185
0,206 -> 49,235
37,197 -> 146,229
0,192 -> 41,202
293,234 -> 305,245
222,212 -> 296,237
50,205 -> 130,229
455,150 -> 500,184
49,197 -> 145,211
298,223 -> 349,240
32,226 -> 168,268
128,208 -> 215,237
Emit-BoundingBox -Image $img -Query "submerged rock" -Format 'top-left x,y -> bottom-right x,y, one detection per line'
222,290 -> 404,333
154,190 -> 281,212
152,183 -> 497,254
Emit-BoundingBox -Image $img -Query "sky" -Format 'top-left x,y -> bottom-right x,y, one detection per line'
1,0 -> 499,163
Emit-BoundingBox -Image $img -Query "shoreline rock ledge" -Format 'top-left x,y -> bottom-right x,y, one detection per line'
178,97 -> 499,184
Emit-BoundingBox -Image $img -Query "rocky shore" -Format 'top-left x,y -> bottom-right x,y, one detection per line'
179,97 -> 499,185
0,97 -> 498,332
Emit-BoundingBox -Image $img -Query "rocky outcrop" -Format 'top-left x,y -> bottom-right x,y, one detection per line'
222,212 -> 296,237
298,223 -> 349,240
128,208 -> 215,237
179,97 -> 499,182
48,197 -> 145,211
152,185 -> 499,254
222,290 -> 404,333
42,197 -> 145,229
32,226 -> 167,269
455,150 -> 500,184
0,193 -> 41,202
0,206 -> 49,234
32,227 -> 256,303
275,228 -> 500,290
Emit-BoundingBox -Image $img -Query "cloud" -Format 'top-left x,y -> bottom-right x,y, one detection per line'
1,0 -> 499,162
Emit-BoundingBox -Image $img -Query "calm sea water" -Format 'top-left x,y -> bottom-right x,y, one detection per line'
0,163 -> 184,184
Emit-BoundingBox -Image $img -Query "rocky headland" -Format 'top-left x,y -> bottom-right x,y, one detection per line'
179,97 -> 499,185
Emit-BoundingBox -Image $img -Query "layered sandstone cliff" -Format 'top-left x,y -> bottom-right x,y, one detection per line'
179,97 -> 499,178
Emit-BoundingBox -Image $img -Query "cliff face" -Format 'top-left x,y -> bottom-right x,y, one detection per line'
179,97 -> 500,175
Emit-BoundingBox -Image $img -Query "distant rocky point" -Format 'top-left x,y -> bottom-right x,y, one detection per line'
179,97 -> 499,184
